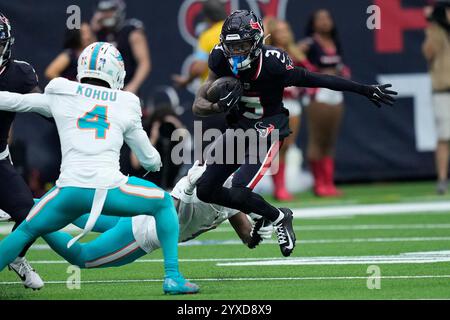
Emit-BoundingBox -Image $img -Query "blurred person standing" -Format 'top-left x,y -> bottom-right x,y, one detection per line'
172,0 -> 226,88
299,9 -> 351,197
264,18 -> 311,201
45,22 -> 95,81
423,0 -> 450,194
91,0 -> 151,95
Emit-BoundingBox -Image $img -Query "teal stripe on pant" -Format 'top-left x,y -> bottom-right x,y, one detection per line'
43,217 -> 147,268
0,176 -> 180,278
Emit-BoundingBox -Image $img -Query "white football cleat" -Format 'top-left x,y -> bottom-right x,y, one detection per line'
8,257 -> 44,290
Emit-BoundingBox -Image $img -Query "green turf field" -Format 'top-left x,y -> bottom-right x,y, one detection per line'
1,181 -> 450,300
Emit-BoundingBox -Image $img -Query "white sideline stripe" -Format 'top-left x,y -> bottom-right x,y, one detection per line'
19,236 -> 450,252
25,250 -> 450,265
2,275 -> 450,286
211,223 -> 450,232
291,201 -> 450,218
216,253 -> 450,266
4,222 -> 450,235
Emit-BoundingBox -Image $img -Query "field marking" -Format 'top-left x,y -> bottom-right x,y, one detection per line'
1,275 -> 450,286
22,235 -> 450,252
211,223 -> 450,233
24,251 -> 450,265
5,223 -> 450,236
2,200 -> 450,235
216,253 -> 450,266
291,201 -> 450,218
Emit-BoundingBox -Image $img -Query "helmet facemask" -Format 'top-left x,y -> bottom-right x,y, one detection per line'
0,14 -> 14,68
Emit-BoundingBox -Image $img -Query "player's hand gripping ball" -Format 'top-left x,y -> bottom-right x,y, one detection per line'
206,77 -> 243,112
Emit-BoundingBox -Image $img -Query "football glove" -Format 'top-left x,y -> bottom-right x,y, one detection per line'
217,81 -> 243,112
364,84 -> 398,108
247,216 -> 274,249
185,160 -> 207,195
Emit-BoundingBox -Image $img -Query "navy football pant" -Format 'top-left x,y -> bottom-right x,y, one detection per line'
196,129 -> 283,222
0,158 -> 35,257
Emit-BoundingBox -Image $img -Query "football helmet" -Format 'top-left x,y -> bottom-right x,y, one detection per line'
220,10 -> 264,74
77,42 -> 126,90
0,13 -> 14,68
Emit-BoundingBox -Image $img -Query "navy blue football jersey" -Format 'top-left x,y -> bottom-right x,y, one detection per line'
0,60 -> 38,151
97,19 -> 144,85
208,45 -> 299,120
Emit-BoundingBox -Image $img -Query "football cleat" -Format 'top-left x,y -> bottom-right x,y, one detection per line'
8,257 -> 44,290
163,275 -> 199,295
274,208 -> 296,257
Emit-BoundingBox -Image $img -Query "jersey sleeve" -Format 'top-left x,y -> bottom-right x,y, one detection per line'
16,61 -> 39,93
0,92 -> 52,117
208,45 -> 232,77
123,96 -> 162,172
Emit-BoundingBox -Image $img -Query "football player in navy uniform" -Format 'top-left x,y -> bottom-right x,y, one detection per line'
91,0 -> 151,95
0,12 -> 44,289
192,10 -> 397,257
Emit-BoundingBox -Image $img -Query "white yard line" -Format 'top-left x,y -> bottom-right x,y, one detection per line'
211,223 -> 450,233
22,236 -> 450,251
1,274 -> 450,286
291,201 -> 450,218
24,251 -> 450,265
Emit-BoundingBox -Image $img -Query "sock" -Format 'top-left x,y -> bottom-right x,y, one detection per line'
0,223 -> 36,271
153,200 -> 180,279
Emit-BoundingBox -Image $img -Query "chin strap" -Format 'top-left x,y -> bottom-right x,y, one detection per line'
232,56 -> 240,75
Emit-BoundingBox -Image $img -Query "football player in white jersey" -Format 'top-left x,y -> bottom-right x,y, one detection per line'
0,42 -> 198,294
37,161 -> 274,269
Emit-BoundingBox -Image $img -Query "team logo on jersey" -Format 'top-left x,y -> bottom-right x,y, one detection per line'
254,122 -> 275,138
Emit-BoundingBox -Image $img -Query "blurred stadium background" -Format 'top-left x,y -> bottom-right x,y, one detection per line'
1,0 -> 450,300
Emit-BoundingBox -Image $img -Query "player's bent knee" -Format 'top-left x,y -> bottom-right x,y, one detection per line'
229,186 -> 252,205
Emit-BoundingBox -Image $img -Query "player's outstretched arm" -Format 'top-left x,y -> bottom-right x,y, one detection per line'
192,70 -> 223,116
0,92 -> 52,117
287,68 -> 398,108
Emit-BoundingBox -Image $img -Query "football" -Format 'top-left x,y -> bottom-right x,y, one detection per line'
206,76 -> 242,103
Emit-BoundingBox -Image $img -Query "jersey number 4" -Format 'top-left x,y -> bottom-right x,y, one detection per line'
77,105 -> 110,139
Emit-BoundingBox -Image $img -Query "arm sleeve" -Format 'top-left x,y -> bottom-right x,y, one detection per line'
0,92 -> 52,117
123,108 -> 161,172
284,67 -> 369,96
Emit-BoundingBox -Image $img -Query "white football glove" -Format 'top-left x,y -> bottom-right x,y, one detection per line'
185,160 -> 207,194
256,219 -> 274,240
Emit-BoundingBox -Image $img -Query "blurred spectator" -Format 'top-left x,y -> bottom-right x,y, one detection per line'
264,17 -> 310,201
299,9 -> 351,197
91,0 -> 151,95
45,22 -> 95,81
422,0 -> 450,194
172,0 -> 226,87
129,87 -> 189,189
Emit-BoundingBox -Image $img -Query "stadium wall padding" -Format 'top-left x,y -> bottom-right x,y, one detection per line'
0,0 -> 435,182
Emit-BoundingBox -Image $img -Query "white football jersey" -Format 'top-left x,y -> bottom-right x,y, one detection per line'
0,77 -> 160,189
132,177 -> 239,253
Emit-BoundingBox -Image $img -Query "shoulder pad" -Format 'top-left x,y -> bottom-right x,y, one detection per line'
263,47 -> 294,76
125,18 -> 144,30
13,60 -> 39,91
45,77 -> 76,95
